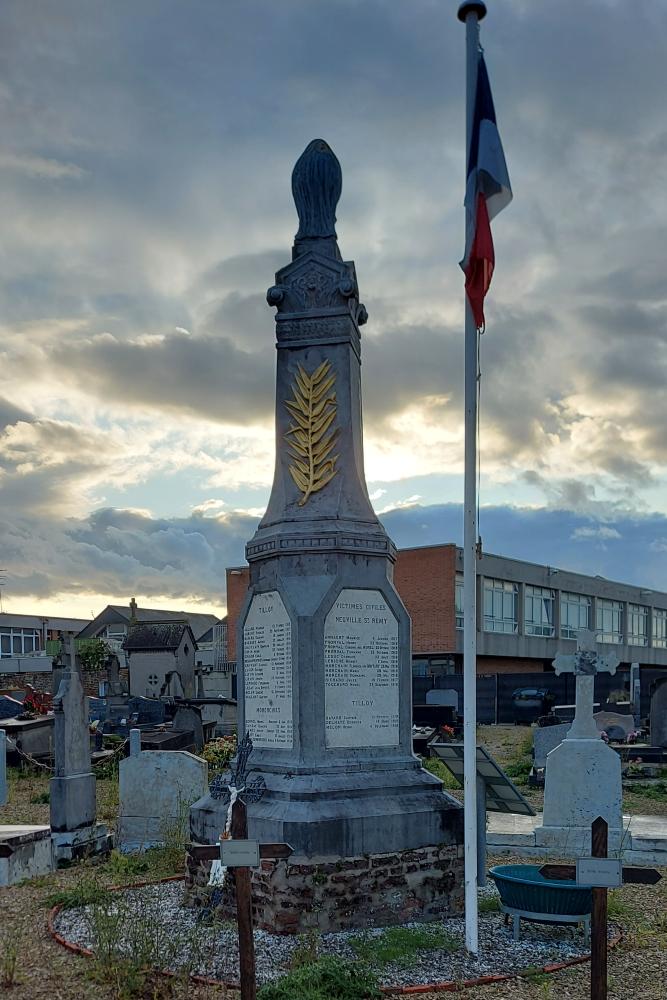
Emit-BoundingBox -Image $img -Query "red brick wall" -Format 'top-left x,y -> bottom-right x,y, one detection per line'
225,567 -> 250,660
479,656 -> 545,674
394,545 -> 457,654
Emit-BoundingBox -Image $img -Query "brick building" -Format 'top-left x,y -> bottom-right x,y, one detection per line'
225,543 -> 667,678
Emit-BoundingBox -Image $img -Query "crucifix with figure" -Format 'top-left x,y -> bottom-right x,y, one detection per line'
188,734 -> 292,1000
536,630 -> 624,852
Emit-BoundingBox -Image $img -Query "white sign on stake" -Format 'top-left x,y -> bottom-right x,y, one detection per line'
576,857 -> 623,888
220,839 -> 261,868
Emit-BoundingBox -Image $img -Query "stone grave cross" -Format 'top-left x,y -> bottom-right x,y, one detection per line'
553,630 -> 619,739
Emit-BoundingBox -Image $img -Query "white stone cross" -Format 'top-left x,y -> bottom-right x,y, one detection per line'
553,630 -> 619,740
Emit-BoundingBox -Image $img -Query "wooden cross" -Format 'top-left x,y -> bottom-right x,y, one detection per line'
540,817 -> 661,1000
553,630 -> 619,739
190,733 -> 292,1000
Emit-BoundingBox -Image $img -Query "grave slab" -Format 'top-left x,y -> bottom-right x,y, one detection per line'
119,748 -> 208,851
533,722 -> 570,769
0,824 -> 53,886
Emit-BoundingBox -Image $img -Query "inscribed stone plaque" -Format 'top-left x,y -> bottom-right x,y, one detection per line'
324,589 -> 399,748
244,591 -> 293,748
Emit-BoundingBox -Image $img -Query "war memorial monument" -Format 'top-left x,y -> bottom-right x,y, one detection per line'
190,140 -> 464,932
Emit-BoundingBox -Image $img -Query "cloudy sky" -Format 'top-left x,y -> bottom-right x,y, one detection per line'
1,0 -> 667,621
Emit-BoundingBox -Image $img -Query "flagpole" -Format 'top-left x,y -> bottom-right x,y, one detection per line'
458,0 -> 486,956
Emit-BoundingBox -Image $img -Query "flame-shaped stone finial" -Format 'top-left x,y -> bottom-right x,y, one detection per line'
291,139 -> 342,241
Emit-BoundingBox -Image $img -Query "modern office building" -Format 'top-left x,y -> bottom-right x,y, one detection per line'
225,544 -> 667,676
0,612 -> 89,659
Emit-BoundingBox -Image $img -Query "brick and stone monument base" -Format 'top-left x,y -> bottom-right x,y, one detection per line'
190,140 -> 464,931
185,842 -> 464,934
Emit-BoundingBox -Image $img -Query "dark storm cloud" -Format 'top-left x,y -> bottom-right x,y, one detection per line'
0,505 -> 256,605
382,501 -> 667,592
1,0 -> 667,615
50,330 -> 275,424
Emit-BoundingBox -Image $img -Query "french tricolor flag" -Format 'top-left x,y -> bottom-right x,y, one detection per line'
461,53 -> 512,330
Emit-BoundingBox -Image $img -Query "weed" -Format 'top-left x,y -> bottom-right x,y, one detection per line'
106,849 -> 150,879
607,890 -> 631,920
478,895 -> 501,914
349,924 -> 457,969
421,756 -> 459,790
45,875 -> 110,909
625,781 -> 667,802
0,934 -> 18,988
504,759 -> 532,784
289,928 -> 321,969
520,965 -> 551,984
257,956 -> 382,1000
30,790 -> 50,804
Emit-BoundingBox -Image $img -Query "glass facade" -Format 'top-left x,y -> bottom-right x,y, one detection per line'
627,603 -> 648,646
596,598 -> 623,644
654,608 -> 667,648
560,592 -> 591,639
455,573 -> 464,630
483,578 -> 518,633
0,628 -> 42,657
525,585 -> 555,636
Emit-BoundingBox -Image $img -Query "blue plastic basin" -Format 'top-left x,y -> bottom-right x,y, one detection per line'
489,864 -> 592,916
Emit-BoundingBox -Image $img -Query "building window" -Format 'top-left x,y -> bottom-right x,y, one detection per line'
483,578 -> 518,633
596,599 -> 623,644
560,592 -> 591,640
524,585 -> 555,637
104,625 -> 127,640
455,574 -> 464,630
653,608 -> 667,648
0,628 -> 41,658
411,659 -> 429,677
627,604 -> 648,647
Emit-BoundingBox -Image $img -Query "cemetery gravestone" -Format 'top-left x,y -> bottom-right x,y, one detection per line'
536,631 -> 624,853
650,677 -> 667,748
172,704 -> 205,752
532,722 -> 571,771
118,731 -> 208,851
190,140 -> 464,933
50,667 -> 110,861
593,711 -> 635,741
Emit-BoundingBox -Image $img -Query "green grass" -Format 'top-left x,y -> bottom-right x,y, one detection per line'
45,875 -> 111,910
478,895 -> 501,913
421,755 -> 460,790
349,924 -> 457,969
624,781 -> 667,802
607,890 -> 632,920
99,844 -> 184,882
257,956 -> 381,1000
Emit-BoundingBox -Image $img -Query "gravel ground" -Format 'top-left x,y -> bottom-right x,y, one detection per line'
53,880 -> 600,988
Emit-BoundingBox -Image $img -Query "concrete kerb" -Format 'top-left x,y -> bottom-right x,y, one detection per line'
46,874 -> 624,994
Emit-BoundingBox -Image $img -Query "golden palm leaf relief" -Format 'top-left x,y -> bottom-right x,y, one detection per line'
284,360 -> 339,506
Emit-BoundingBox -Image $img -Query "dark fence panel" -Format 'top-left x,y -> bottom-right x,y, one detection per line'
411,666 -> 652,725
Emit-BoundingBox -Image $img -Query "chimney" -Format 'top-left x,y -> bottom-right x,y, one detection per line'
129,597 -> 138,623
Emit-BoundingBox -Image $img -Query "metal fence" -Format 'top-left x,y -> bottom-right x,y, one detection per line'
414,666 -> 650,725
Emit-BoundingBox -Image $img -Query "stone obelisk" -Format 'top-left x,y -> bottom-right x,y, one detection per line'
191,140 -> 463,931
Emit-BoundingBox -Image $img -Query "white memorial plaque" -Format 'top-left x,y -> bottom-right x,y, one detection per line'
221,839 -> 260,868
243,591 -> 293,748
576,857 -> 623,888
324,588 -> 399,748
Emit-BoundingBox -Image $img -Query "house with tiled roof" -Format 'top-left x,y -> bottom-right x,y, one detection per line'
76,599 -> 220,669
123,619 -> 197,699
